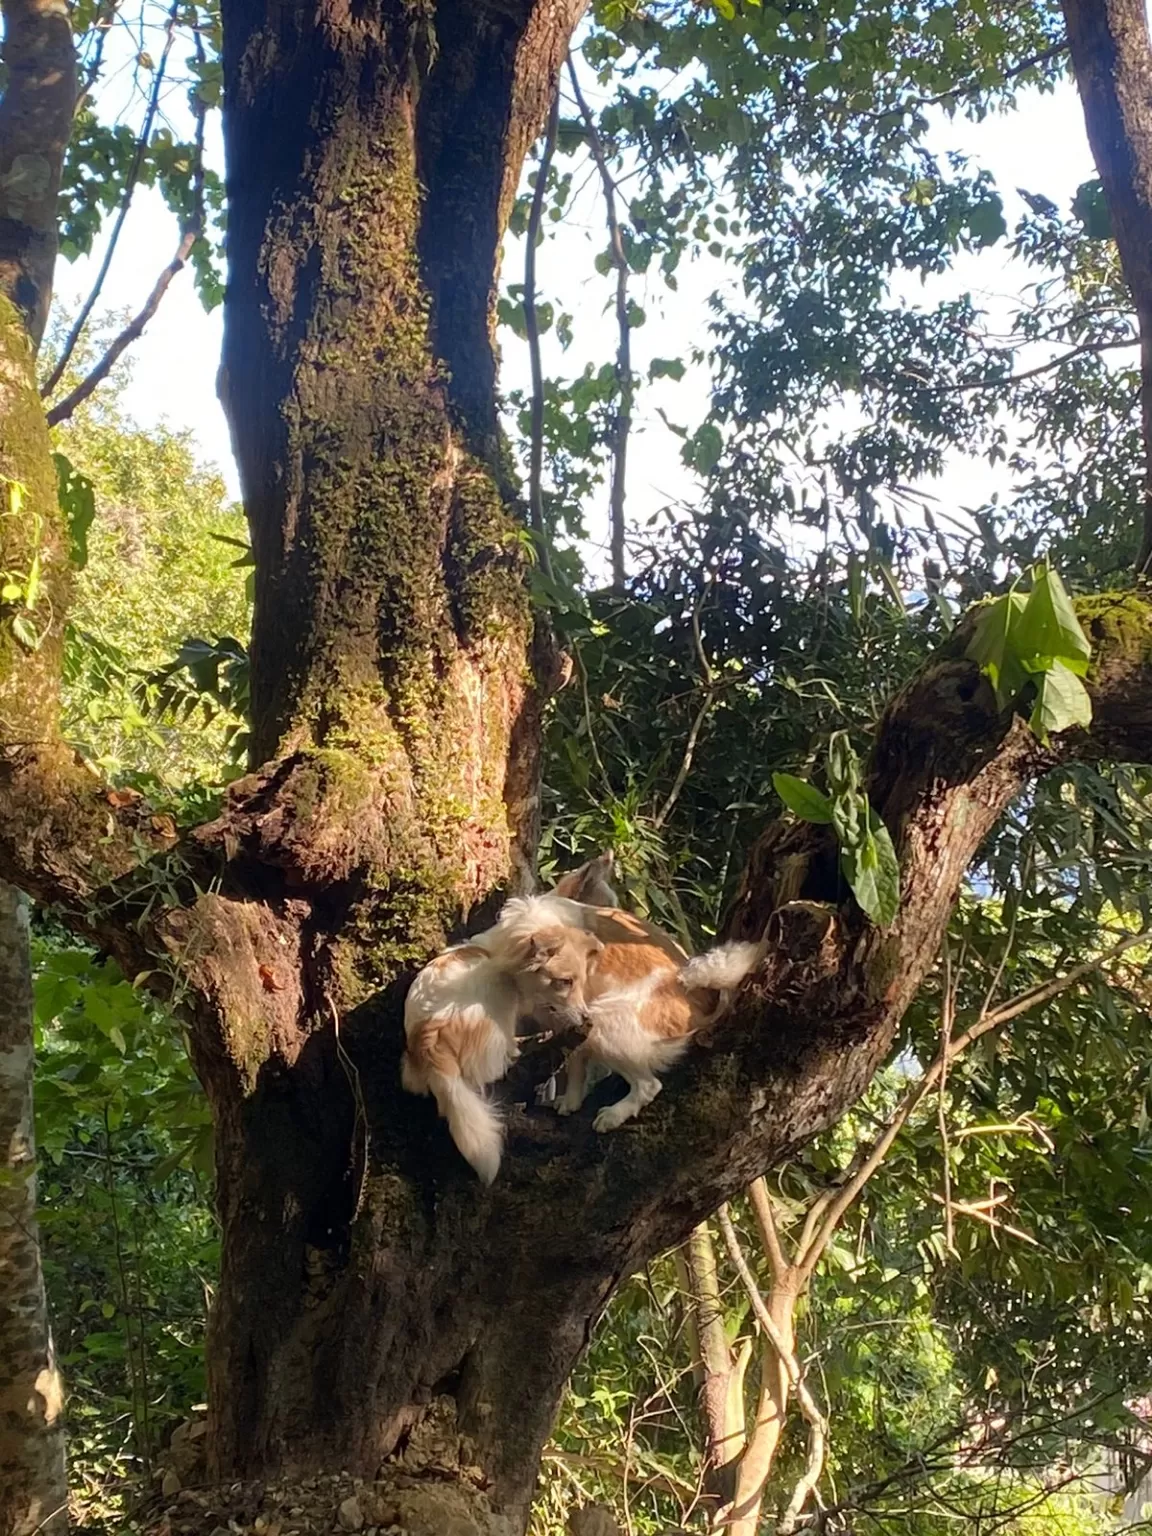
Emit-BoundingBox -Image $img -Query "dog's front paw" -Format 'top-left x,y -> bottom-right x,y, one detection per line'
593,1102 -> 631,1133
556,1097 -> 580,1117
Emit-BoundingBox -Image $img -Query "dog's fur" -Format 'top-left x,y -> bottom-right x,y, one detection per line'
511,856 -> 761,1132
402,851 -> 760,1181
401,923 -> 602,1183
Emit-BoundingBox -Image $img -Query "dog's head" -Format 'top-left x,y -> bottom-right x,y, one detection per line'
515,926 -> 603,1028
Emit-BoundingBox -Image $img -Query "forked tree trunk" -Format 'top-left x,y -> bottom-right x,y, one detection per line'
0,883 -> 67,1536
197,1 -> 587,1524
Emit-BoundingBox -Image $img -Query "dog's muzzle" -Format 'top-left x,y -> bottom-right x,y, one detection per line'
545,1001 -> 590,1035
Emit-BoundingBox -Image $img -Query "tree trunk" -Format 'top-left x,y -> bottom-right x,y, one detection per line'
197,1 -> 587,1523
727,1287 -> 794,1536
0,882 -> 67,1536
676,1225 -> 751,1518
1063,0 -> 1152,572
0,0 -> 77,346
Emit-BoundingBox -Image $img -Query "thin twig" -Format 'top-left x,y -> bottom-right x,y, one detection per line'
42,0 -> 181,398
747,1174 -> 791,1283
939,336 -> 1136,394
103,1105 -> 145,1471
129,1203 -> 153,1472
568,54 -> 631,589
330,999 -> 369,1224
654,590 -> 715,829
930,1192 -> 1040,1247
936,943 -> 957,1256
75,0 -> 119,113
574,645 -> 613,794
190,17 -> 208,236
856,43 -> 1067,128
47,230 -> 195,426
977,895 -> 1018,1022
52,10 -> 213,425
524,93 -> 558,581
798,926 -> 1152,1278
29,1503 -> 70,1535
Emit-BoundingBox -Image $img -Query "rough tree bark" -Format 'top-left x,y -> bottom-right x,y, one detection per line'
0,7 -> 74,1516
1063,0 -> 1152,572
0,0 -> 76,347
0,6 -> 1151,1536
0,883 -> 67,1536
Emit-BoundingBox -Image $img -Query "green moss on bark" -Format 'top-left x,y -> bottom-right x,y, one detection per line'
0,295 -> 68,745
1076,590 -> 1152,670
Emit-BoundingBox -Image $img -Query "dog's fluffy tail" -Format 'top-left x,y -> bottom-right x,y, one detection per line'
427,1069 -> 504,1185
682,940 -> 760,994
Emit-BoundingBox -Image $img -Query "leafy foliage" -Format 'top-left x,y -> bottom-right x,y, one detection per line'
774,731 -> 901,926
33,925 -> 215,1505
966,564 -> 1094,740
45,335 -> 250,788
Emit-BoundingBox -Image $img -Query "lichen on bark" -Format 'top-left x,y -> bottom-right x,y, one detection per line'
0,292 -> 68,746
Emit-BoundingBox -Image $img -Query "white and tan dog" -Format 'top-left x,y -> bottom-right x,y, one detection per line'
512,856 -> 761,1132
401,913 -> 601,1184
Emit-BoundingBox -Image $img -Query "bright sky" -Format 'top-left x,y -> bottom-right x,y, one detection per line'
47,52 -> 1100,573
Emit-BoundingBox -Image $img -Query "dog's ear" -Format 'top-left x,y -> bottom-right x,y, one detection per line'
554,851 -> 618,906
552,863 -> 588,899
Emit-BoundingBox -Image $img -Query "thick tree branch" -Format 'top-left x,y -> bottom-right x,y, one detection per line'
466,593 -> 1152,1284
0,0 -> 77,345
1063,0 -> 1152,572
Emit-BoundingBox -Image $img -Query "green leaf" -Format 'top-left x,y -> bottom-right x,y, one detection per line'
965,196 -> 1007,249
648,357 -> 686,382
827,731 -> 860,796
1013,566 -> 1092,676
1028,659 -> 1093,745
54,452 -> 96,569
683,421 -> 724,475
11,612 -> 40,650
965,591 -> 1028,707
773,772 -> 833,823
1072,178 -> 1113,240
841,809 -> 900,927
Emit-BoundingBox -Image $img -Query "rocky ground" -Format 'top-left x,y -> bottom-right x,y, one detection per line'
136,1470 -> 508,1536
72,1397 -> 682,1536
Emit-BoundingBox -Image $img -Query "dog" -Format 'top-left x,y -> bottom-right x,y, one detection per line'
401,915 -> 602,1183
497,856 -> 760,1132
